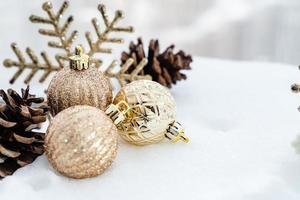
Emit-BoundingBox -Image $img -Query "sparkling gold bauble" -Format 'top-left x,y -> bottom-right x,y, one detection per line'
45,105 -> 118,179
113,80 -> 177,145
47,46 -> 112,116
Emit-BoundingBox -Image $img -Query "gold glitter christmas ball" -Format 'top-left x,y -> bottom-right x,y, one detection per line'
47,46 -> 112,116
112,80 -> 186,145
45,105 -> 118,179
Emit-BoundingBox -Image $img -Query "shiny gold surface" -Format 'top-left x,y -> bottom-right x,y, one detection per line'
69,46 -> 89,70
113,80 -> 177,145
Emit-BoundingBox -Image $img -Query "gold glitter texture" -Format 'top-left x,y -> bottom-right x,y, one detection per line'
47,63 -> 112,116
45,105 -> 118,179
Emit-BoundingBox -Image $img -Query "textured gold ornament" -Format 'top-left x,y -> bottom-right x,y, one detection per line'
47,46 -> 112,116
45,105 -> 118,179
111,80 -> 189,145
3,1 -> 150,88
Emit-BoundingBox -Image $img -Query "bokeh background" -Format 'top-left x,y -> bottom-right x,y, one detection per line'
1,0 -> 300,66
1,0 -> 300,95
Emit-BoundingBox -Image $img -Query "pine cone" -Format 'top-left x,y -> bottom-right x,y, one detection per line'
121,38 -> 192,88
0,86 -> 48,179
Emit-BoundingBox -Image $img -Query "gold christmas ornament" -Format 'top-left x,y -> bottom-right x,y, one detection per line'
47,46 -> 112,116
109,80 -> 189,145
3,1 -> 150,89
45,105 -> 118,179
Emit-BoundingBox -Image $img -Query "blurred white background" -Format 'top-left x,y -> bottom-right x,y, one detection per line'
1,0 -> 300,94
1,0 -> 300,65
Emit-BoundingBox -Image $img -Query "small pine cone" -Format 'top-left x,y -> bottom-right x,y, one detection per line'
0,86 -> 48,179
121,38 -> 192,88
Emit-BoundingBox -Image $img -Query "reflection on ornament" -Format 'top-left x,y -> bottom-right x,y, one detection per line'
110,80 -> 189,145
105,100 -> 131,125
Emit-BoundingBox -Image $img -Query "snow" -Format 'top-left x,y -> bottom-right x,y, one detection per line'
1,57 -> 300,200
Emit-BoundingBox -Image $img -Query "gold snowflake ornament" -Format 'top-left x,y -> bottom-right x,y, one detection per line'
3,1 -> 150,88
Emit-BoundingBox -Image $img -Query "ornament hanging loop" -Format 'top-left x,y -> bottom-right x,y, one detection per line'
105,101 -> 130,125
69,46 -> 90,70
165,121 -> 189,143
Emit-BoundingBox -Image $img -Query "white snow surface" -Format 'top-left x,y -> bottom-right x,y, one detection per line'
1,58 -> 300,200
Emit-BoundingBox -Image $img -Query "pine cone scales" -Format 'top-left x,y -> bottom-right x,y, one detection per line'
121,38 -> 192,88
0,86 -> 48,179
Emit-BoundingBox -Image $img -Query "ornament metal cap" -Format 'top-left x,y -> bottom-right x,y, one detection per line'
105,101 -> 130,125
165,121 -> 189,143
69,46 -> 89,70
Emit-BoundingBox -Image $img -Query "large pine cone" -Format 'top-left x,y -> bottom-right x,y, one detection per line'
0,86 -> 48,179
121,38 -> 193,88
